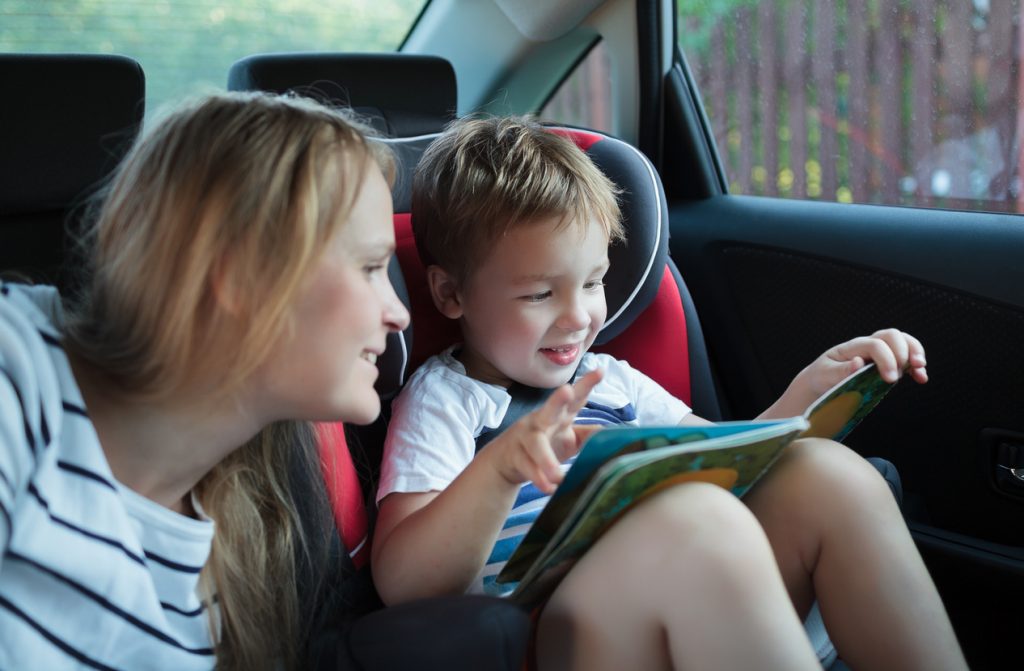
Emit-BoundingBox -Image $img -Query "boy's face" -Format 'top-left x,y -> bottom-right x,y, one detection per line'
454,215 -> 609,388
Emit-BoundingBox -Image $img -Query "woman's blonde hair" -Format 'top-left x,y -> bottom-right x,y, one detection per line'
64,90 -> 392,670
411,115 -> 624,284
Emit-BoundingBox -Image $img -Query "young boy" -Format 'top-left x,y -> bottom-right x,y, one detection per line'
372,116 -> 967,670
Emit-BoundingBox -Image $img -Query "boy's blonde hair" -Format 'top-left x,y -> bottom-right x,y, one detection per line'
63,90 -> 391,671
412,115 -> 624,283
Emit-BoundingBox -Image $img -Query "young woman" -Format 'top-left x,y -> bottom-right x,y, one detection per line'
0,91 -> 527,671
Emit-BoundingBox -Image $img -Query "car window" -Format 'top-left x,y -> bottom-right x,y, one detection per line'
541,40 -> 614,134
1,0 -> 426,117
678,0 -> 1020,214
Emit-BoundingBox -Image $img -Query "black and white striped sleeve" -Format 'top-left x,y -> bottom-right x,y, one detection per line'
0,285 -> 56,558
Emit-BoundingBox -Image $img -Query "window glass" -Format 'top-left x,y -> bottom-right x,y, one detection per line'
679,0 -> 1021,214
1,0 -> 426,116
541,40 -> 613,134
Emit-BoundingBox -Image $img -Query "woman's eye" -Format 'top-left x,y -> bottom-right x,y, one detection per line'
366,253 -> 396,277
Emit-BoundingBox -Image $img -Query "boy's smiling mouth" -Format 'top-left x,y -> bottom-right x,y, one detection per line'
539,343 -> 581,366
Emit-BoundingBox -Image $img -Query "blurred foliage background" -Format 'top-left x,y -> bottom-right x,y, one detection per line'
678,0 -> 1022,212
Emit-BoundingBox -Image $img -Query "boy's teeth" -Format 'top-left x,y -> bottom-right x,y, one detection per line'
362,352 -> 377,364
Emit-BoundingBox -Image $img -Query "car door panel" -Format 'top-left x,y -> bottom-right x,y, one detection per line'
668,180 -> 1024,671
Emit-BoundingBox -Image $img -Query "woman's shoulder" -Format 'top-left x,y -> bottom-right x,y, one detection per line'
0,283 -> 84,548
0,282 -> 80,456
0,281 -> 64,340
0,282 -> 67,387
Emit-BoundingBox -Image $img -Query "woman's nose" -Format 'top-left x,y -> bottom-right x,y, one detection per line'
383,281 -> 410,333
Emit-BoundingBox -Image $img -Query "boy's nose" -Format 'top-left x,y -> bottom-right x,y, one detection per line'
557,299 -> 590,332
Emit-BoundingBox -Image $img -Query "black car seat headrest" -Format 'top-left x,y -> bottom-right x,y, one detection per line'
227,52 -> 457,139
0,53 -> 145,289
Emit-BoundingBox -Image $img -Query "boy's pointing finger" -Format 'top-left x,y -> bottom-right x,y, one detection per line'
568,369 -> 604,414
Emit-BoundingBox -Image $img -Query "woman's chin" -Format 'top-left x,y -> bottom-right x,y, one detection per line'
337,397 -> 381,426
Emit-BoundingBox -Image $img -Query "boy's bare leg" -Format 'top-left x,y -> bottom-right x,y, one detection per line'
536,483 -> 821,671
745,438 -> 968,671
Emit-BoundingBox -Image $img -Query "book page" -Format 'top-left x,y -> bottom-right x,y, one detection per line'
802,363 -> 896,441
508,422 -> 806,605
499,418 -> 806,586
498,362 -> 899,604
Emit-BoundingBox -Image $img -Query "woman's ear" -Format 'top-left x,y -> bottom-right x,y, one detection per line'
426,265 -> 463,320
211,253 -> 244,316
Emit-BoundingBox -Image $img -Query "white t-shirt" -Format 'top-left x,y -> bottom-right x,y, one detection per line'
0,283 -> 217,670
378,345 -> 691,595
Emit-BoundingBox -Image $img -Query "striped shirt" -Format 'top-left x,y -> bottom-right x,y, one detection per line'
378,346 -> 691,596
0,283 -> 217,671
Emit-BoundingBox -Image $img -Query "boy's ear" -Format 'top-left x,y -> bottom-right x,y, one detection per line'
426,265 -> 464,320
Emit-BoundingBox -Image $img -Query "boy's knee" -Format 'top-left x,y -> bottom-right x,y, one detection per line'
633,482 -> 767,551
784,438 -> 894,502
561,484 -> 777,607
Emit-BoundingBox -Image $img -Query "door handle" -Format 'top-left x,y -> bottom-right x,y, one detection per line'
996,442 -> 1024,480
987,431 -> 1024,498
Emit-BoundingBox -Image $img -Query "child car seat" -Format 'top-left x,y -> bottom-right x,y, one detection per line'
0,54 -> 145,294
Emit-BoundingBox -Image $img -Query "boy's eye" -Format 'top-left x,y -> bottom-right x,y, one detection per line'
520,290 -> 551,302
584,280 -> 606,291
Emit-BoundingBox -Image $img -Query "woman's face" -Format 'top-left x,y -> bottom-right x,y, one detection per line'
258,161 -> 409,425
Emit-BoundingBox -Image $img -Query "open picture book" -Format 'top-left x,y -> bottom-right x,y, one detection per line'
496,362 -> 897,606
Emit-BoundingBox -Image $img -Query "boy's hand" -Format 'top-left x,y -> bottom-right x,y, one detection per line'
763,329 -> 927,419
489,369 -> 604,494
812,328 -> 927,389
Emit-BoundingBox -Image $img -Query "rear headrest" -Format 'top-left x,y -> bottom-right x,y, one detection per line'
227,53 -> 457,138
0,53 -> 145,215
